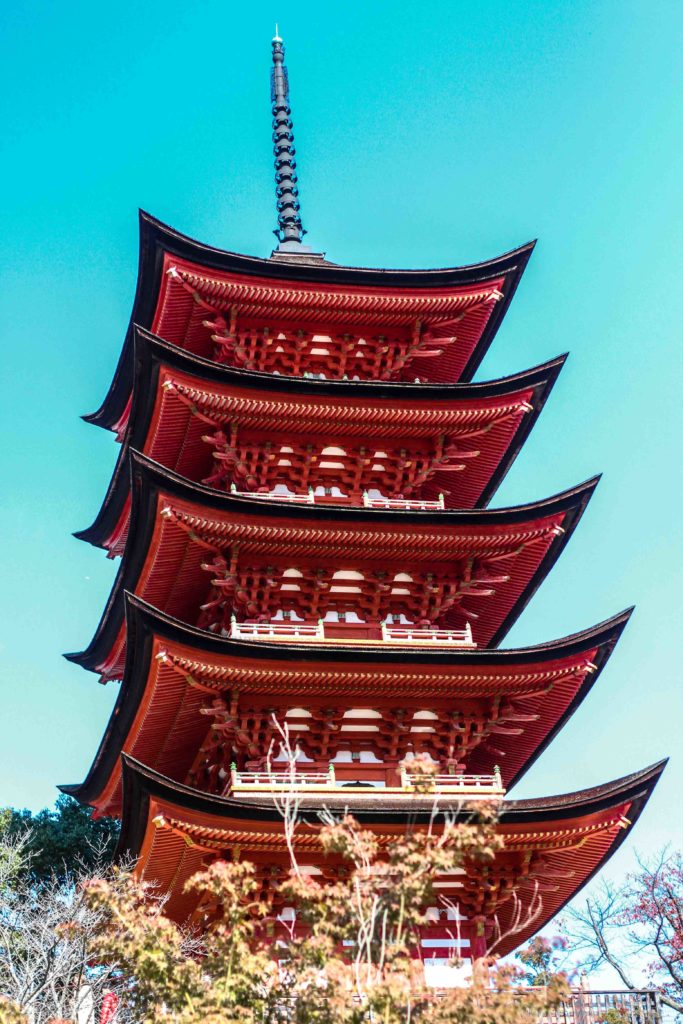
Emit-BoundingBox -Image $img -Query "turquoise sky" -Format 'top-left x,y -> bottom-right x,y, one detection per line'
1,0 -> 681,894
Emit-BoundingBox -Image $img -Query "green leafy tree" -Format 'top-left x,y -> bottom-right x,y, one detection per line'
2,795 -> 119,884
597,1009 -> 630,1024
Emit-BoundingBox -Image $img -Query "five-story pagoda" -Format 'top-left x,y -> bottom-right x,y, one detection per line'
64,32 -> 664,965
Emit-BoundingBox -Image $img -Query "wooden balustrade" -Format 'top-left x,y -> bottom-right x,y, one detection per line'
227,485 -> 446,511
380,620 -> 475,646
230,484 -> 314,503
363,492 -> 445,510
229,763 -> 503,797
228,616 -> 476,647
229,617 -> 324,641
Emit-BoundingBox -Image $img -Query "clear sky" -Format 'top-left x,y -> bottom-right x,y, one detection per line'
0,0 -> 681,901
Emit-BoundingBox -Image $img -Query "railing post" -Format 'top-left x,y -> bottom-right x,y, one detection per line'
493,765 -> 502,791
574,971 -> 590,1024
651,989 -> 662,1024
328,763 -> 335,787
230,762 -> 239,788
230,614 -> 238,638
230,482 -> 237,494
400,765 -> 409,790
381,619 -> 389,641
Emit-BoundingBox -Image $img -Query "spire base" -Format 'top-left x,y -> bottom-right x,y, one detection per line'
270,246 -> 330,265
275,239 -> 315,254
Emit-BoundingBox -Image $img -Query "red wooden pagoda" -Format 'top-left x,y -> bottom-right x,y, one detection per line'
64,32 -> 664,965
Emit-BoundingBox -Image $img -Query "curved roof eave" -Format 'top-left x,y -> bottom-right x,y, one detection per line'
139,209 -> 538,287
135,324 -> 565,400
125,590 -> 634,666
66,448 -> 599,674
107,754 -> 664,955
74,325 -> 567,550
60,591 -> 632,808
126,448 -> 600,526
113,754 -> 666,860
84,211 -> 536,431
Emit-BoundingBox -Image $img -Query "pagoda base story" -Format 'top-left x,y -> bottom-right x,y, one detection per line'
112,755 -> 665,962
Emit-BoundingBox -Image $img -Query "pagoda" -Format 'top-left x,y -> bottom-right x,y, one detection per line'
64,32 -> 664,965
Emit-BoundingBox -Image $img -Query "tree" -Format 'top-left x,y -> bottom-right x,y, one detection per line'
82,802 -> 569,1024
562,849 -> 683,1015
0,827 -> 130,1024
2,796 -> 119,884
515,935 -> 568,987
0,746 -> 569,1024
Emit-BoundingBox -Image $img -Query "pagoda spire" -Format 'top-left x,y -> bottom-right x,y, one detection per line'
271,29 -> 310,254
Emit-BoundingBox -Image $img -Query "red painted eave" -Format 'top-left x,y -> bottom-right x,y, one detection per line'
63,595 -> 630,819
106,755 -> 665,952
66,453 -> 598,681
83,211 -> 536,432
74,328 -> 566,553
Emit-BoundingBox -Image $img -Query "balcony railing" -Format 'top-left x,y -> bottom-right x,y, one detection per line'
363,492 -> 445,511
227,485 -> 446,511
228,617 -> 476,647
229,764 -> 503,798
231,768 -> 334,791
229,619 -> 325,641
380,621 -> 475,646
400,766 -> 503,794
230,484 -> 314,504
534,987 -> 662,1024
228,617 -> 476,648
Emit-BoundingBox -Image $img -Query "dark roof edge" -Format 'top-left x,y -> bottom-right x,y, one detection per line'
83,211 -> 536,430
488,472 -> 597,648
503,605 -> 631,789
504,759 -> 668,818
133,324 -> 567,399
74,325 -> 567,549
115,755 -> 666,858
128,447 -> 600,526
136,210 -> 537,283
496,758 -> 666,956
61,592 -> 157,805
62,593 -> 631,808
64,450 -> 600,674
127,591 -> 633,665
83,210 -> 163,429
64,449 -> 157,671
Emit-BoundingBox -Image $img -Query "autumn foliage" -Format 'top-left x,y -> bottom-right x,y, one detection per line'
564,849 -> 683,1013
79,809 -> 568,1024
0,783 -> 573,1024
